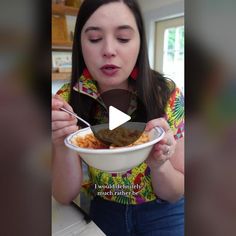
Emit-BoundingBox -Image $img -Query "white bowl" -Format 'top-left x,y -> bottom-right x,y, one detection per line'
64,123 -> 165,173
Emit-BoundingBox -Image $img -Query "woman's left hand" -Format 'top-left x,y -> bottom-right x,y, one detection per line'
145,118 -> 176,169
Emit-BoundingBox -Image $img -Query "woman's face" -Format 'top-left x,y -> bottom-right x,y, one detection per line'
81,2 -> 140,92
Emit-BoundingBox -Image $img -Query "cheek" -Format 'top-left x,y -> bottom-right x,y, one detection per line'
82,45 -> 97,67
82,44 -> 91,60
132,41 -> 140,60
122,44 -> 140,67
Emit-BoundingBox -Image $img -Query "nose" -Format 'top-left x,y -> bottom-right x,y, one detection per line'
102,38 -> 116,58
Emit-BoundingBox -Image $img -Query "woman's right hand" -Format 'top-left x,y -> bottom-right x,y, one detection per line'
52,94 -> 79,145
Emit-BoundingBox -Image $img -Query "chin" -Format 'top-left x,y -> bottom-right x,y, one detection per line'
103,79 -> 121,86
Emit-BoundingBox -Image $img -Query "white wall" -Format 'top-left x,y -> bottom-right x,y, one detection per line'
137,0 -> 184,68
138,0 -> 182,12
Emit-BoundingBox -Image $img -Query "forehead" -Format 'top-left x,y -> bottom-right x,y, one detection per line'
82,2 -> 138,31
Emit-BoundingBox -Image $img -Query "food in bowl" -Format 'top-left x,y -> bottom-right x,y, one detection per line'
72,129 -> 150,149
64,123 -> 165,172
96,127 -> 147,147
72,133 -> 107,149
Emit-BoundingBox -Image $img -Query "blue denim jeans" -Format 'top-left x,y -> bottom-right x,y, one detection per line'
89,196 -> 184,236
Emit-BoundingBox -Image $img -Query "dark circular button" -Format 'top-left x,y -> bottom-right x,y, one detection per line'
90,89 -> 147,147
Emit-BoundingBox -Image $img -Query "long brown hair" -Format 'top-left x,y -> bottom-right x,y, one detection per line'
69,0 -> 175,122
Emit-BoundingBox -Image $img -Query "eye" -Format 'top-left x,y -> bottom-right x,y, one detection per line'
117,38 -> 130,43
89,38 -> 102,43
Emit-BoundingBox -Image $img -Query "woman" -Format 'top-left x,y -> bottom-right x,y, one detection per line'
52,0 -> 184,235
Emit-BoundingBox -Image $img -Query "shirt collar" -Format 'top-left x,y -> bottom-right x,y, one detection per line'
72,74 -> 137,114
73,74 -> 99,100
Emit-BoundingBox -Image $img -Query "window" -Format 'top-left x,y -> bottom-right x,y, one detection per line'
155,17 -> 184,93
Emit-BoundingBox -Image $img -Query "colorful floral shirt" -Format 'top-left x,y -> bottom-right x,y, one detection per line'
57,75 -> 184,205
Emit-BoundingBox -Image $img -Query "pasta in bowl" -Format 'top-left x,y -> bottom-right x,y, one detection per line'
72,127 -> 149,149
64,122 -> 165,172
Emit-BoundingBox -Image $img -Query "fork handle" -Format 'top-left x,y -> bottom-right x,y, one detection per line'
59,107 -> 91,128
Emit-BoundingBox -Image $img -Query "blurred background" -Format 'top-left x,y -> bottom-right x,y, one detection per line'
185,0 -> 236,235
0,0 -> 51,235
0,0 -> 235,235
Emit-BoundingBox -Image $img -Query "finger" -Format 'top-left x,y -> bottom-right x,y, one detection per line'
154,143 -> 168,152
52,97 -> 64,110
153,143 -> 162,151
54,94 -> 65,101
158,137 -> 173,146
158,137 -> 168,145
152,148 -> 163,157
155,142 -> 172,155
53,94 -> 74,112
153,146 -> 172,160
52,119 -> 78,131
145,118 -> 170,132
52,110 -> 75,121
62,100 -> 74,112
151,149 -> 166,163
162,145 -> 170,155
52,125 -> 79,140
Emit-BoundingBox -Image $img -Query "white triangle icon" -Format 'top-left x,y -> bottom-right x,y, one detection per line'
109,106 -> 131,130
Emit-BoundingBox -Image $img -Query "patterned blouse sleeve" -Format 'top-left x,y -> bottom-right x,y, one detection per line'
56,83 -> 70,102
165,87 -> 184,140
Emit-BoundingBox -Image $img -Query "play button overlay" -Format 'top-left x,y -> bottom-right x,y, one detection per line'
109,106 -> 131,130
89,89 -> 147,147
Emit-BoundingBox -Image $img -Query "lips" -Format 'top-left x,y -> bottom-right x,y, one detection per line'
101,64 -> 119,70
100,64 -> 120,76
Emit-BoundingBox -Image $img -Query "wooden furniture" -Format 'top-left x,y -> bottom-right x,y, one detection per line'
52,3 -> 79,50
52,3 -> 79,80
52,72 -> 71,81
52,3 -> 79,17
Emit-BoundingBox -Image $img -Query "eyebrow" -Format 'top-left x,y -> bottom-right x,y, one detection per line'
117,25 -> 135,32
84,25 -> 135,33
84,26 -> 102,33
